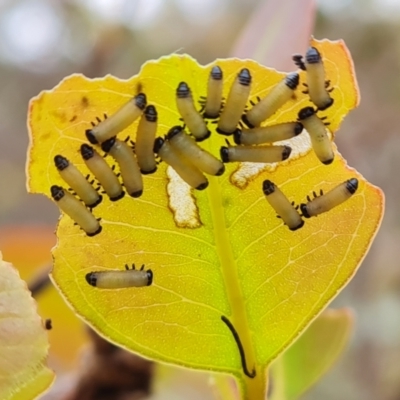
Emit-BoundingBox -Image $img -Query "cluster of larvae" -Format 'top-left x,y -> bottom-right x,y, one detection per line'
48,47 -> 358,289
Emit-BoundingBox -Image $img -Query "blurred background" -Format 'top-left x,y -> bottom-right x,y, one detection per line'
0,0 -> 399,398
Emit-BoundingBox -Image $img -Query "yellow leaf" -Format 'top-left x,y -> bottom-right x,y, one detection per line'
27,39 -> 383,399
0,252 -> 54,400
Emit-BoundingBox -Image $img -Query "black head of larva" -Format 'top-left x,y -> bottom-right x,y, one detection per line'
134,93 -> 147,110
233,130 -> 242,145
54,155 -> 69,171
220,146 -> 230,163
85,272 -> 97,287
238,68 -> 251,86
216,165 -> 225,176
305,47 -> 321,64
89,194 -> 103,208
85,129 -> 98,144
300,203 -> 310,218
80,144 -> 95,160
130,189 -> 143,198
110,191 -> 125,201
211,65 -> 223,80
196,181 -> 209,190
318,98 -> 334,111
282,145 -> 292,161
294,122 -> 304,135
141,168 -> 157,175
146,269 -> 153,286
176,82 -> 191,98
346,178 -> 359,195
322,157 -> 334,165
290,220 -> 305,231
144,105 -> 157,122
196,129 -> 211,142
166,125 -> 184,140
241,114 -> 254,129
262,180 -> 276,196
298,106 -> 315,120
86,226 -> 102,237
50,185 -> 65,201
101,137 -> 116,153
285,72 -> 300,90
153,137 -> 165,153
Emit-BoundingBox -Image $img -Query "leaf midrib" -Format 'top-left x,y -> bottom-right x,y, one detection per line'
206,163 -> 265,398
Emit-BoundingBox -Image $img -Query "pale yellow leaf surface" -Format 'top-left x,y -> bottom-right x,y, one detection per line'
0,252 -> 54,400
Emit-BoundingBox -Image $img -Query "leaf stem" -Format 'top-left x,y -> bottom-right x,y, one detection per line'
206,161 -> 266,399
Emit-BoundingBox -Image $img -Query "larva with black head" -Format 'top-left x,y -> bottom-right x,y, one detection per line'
300,178 -> 358,218
50,185 -> 102,236
86,263 -> 153,289
135,105 -> 158,174
297,106 -> 334,165
80,144 -> 124,201
167,125 -> 225,176
217,68 -> 252,136
85,93 -> 147,144
54,155 -> 102,208
101,137 -> 143,198
176,82 -> 210,142
220,143 -> 292,164
303,47 -> 334,111
262,180 -> 304,231
242,72 -> 299,128
153,137 -> 209,190
234,122 -> 303,145
203,65 -> 223,119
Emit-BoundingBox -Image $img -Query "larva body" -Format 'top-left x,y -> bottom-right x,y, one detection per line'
301,178 -> 358,218
167,126 -> 225,176
85,93 -> 147,144
54,155 -> 102,208
305,47 -> 334,111
176,82 -> 210,141
262,180 -> 304,231
136,105 -> 158,174
80,144 -> 124,201
217,68 -> 252,135
102,138 -> 143,198
242,73 -> 299,128
154,137 -> 209,190
204,65 -> 223,119
234,122 -> 303,145
50,185 -> 102,236
86,264 -> 153,288
220,144 -> 292,163
298,106 -> 334,165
